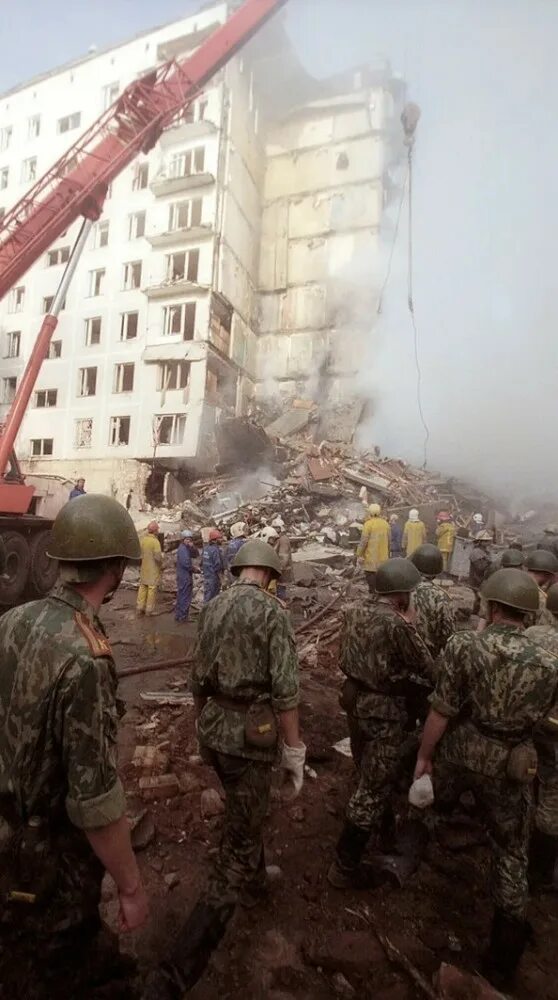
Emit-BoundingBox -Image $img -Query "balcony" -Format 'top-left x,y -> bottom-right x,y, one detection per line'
150,172 -> 215,198
147,225 -> 214,249
160,119 -> 217,148
144,277 -> 209,300
142,342 -> 206,364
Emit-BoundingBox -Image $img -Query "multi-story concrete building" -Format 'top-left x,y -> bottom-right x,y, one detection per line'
0,2 -> 405,502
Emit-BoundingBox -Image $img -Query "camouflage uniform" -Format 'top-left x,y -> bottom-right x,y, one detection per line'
413,578 -> 456,658
0,584 -> 126,998
525,588 -> 556,629
340,600 -> 434,833
526,622 -> 558,837
431,625 -> 558,917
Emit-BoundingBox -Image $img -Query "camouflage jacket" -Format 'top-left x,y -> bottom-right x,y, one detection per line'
526,622 -> 558,656
432,624 -> 558,774
414,578 -> 456,658
192,580 -> 299,761
340,599 -> 435,726
525,588 -> 556,629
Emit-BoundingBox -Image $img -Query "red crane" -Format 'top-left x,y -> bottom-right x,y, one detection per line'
0,0 -> 287,603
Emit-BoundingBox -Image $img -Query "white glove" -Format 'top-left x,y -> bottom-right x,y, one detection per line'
280,743 -> 306,800
408,774 -> 434,809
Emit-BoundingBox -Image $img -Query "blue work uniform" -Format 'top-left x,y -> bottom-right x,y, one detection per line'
69,488 -> 86,500
175,542 -> 199,622
390,522 -> 403,558
202,543 -> 224,604
225,536 -> 246,572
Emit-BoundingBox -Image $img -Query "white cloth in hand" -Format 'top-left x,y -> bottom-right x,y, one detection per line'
280,743 -> 306,800
408,774 -> 434,809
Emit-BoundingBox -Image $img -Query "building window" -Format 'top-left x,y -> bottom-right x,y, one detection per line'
155,413 -> 186,446
166,249 -> 199,282
30,438 -> 53,457
103,82 -> 119,109
183,99 -> 208,124
0,127 -> 12,152
21,158 -> 37,183
75,418 -> 93,449
162,301 -> 196,340
0,167 -> 8,190
47,246 -> 70,266
128,211 -> 146,239
113,362 -> 135,393
57,112 -> 81,134
27,115 -> 41,139
48,340 -> 62,359
34,389 -> 58,408
78,366 -> 97,397
123,260 -> 142,290
1,377 -> 17,404
157,361 -> 189,392
8,286 -> 25,313
88,268 -> 105,296
95,221 -> 110,248
133,163 -> 149,190
6,332 -> 21,358
168,198 -> 202,231
120,311 -> 139,340
85,317 -> 102,346
109,415 -> 130,446
169,146 -> 205,179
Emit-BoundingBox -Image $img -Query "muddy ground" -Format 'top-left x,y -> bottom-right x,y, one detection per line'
102,580 -> 558,999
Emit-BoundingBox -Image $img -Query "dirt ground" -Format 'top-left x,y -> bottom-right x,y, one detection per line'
102,581 -> 558,999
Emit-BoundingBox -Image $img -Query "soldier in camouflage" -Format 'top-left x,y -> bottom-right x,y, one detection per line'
328,558 -> 435,890
409,544 -> 456,658
415,568 -> 558,988
0,494 -> 148,999
525,548 -> 558,627
143,539 -> 304,1000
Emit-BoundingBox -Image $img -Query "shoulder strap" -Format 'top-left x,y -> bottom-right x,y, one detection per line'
74,611 -> 113,659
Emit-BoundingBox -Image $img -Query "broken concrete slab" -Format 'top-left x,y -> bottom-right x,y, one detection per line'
132,745 -> 170,775
342,465 -> 393,495
200,788 -> 225,819
266,408 -> 311,439
292,562 -> 317,586
307,457 -> 337,481
292,543 -> 353,566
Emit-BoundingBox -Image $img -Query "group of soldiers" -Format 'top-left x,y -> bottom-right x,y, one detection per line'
0,492 -> 558,997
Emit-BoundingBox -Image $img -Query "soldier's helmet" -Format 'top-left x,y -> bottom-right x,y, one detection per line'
230,539 -> 282,578
501,549 -> 524,569
526,549 -> 558,575
545,583 -> 558,615
481,568 -> 539,612
47,494 -> 141,564
375,558 -> 421,595
409,544 -> 443,577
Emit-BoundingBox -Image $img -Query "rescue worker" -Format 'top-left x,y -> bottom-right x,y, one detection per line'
415,569 -> 558,988
435,510 -> 457,573
0,494 -> 149,998
174,530 -> 199,623
328,558 -> 434,889
69,477 -> 86,500
389,514 -> 403,558
142,540 -> 304,999
470,512 -> 485,538
225,521 -> 247,573
137,520 -> 163,616
409,544 -> 456,658
271,517 -> 293,601
402,508 -> 427,557
468,530 -> 493,615
356,503 -> 390,593
202,528 -> 225,603
525,549 -> 558,626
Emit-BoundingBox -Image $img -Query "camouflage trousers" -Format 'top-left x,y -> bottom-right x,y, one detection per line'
433,760 -> 531,919
346,719 -> 405,833
200,749 -> 273,913
535,743 -> 558,837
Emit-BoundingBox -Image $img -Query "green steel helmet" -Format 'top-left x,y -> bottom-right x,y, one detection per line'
481,568 -> 539,613
375,557 -> 421,595
545,583 -> 558,615
47,494 -> 141,563
501,549 -> 524,569
230,538 -> 282,578
526,549 -> 558,575
409,544 -> 443,577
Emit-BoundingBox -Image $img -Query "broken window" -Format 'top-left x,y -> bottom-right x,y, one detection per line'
75,418 -> 93,449
168,197 -> 202,231
89,268 -> 105,296
30,438 -> 53,457
8,286 -> 25,313
0,168 -> 8,189
155,413 -> 186,446
57,112 -> 81,134
28,115 -> 41,139
103,82 -> 119,110
21,157 -> 37,183
6,332 -> 21,358
1,377 -> 17,404
47,246 -> 70,266
85,317 -> 102,346
113,363 -> 134,393
35,389 -> 57,408
183,99 -> 207,124
156,361 -> 190,391
209,293 -> 232,355
109,415 -> 130,446
95,220 -> 110,248
168,146 -> 205,179
162,301 -> 196,340
78,367 -> 97,397
0,127 -> 12,152
128,211 -> 146,239
133,163 -> 149,190
48,340 -> 62,359
120,311 -> 139,340
206,363 -> 237,409
123,260 -> 142,290
43,295 -> 66,313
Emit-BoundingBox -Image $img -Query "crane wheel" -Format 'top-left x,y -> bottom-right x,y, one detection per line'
27,530 -> 58,598
0,532 -> 31,605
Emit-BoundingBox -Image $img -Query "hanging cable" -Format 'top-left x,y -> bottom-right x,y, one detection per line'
376,166 -> 408,316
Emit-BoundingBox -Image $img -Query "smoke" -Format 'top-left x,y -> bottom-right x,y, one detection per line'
286,0 -> 558,506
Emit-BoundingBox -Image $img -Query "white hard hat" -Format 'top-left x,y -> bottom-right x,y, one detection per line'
473,513 -> 484,524
409,509 -> 419,522
260,526 -> 279,542
230,521 -> 247,539
271,516 -> 284,530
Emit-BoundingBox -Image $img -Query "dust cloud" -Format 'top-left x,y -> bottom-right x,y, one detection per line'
286,0 -> 558,506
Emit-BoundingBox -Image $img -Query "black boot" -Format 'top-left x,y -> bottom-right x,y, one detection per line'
327,821 -> 371,888
529,828 -> 558,891
141,900 -> 234,999
482,908 -> 531,989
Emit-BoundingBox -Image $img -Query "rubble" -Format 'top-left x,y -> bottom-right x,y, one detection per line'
200,788 -> 225,819
139,774 -> 181,800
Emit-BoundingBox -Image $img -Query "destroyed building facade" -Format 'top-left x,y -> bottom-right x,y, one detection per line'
0,1 -> 406,501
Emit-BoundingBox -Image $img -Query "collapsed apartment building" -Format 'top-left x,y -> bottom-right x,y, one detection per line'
0,1 -> 406,506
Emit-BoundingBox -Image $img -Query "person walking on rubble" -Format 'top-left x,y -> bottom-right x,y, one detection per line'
202,528 -> 225,603
142,540 -> 305,999
225,521 -> 247,575
137,520 -> 163,616
410,544 -> 456,658
328,558 -> 435,890
175,530 -> 199,623
0,494 -> 149,998
435,510 -> 456,573
356,503 -> 390,593
402,508 -> 427,557
415,568 -> 558,989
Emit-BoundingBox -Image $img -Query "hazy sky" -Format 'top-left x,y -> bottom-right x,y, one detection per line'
2,1 -> 557,502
